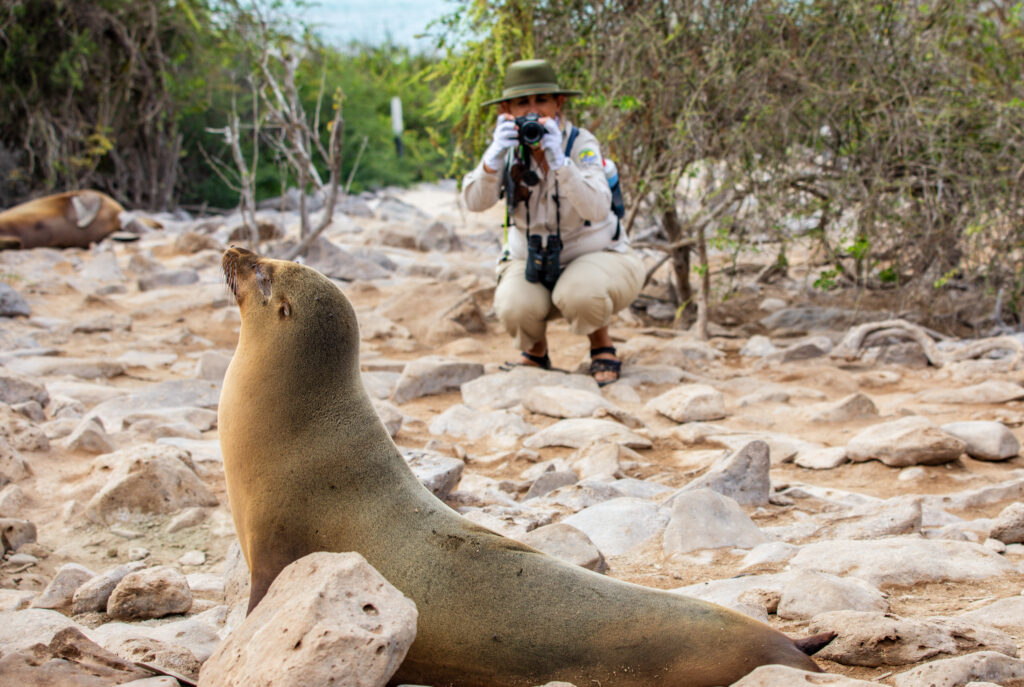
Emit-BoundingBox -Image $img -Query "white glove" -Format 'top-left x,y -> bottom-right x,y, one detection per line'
482,117 -> 519,172
539,117 -> 566,169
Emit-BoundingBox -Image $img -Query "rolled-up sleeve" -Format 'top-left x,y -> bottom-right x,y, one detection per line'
461,161 -> 504,212
555,130 -> 611,222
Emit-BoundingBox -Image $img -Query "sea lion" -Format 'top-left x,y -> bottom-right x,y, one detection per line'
217,245 -> 825,687
0,190 -> 158,249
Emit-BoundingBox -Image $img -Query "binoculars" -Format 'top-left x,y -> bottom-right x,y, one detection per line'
525,233 -> 562,290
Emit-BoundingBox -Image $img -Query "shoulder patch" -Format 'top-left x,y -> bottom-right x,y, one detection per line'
577,148 -> 599,165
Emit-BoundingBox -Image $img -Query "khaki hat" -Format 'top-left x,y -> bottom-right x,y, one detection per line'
481,59 -> 583,107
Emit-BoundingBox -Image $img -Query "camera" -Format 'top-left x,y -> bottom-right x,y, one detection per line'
524,233 -> 562,290
515,113 -> 546,147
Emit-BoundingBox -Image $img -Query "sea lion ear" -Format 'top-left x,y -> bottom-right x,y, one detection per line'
279,300 -> 291,319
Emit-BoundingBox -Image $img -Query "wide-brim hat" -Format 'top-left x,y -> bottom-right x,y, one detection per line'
481,59 -> 583,107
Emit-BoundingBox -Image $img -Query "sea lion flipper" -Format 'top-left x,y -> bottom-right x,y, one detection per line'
71,192 -> 102,228
794,631 -> 837,655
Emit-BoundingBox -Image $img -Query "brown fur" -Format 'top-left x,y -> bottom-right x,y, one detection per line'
0,191 -> 154,249
217,246 -> 823,687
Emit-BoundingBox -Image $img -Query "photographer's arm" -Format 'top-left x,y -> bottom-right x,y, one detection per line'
555,128 -> 612,221
461,116 -> 517,212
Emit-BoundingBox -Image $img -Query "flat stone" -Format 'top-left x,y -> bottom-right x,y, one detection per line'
790,536 -> 1016,587
524,418 -> 651,450
890,650 -> 1024,687
518,523 -> 607,573
562,497 -> 669,556
645,384 -> 726,423
846,416 -> 966,467
776,570 -> 887,620
662,489 -> 767,554
391,355 -> 485,404
461,368 -> 599,410
809,611 -> 1017,667
940,421 -> 1020,461
671,440 -> 771,506
732,664 -> 879,686
989,502 -> 1024,544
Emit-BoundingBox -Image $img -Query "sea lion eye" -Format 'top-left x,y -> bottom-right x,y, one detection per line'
279,301 -> 291,319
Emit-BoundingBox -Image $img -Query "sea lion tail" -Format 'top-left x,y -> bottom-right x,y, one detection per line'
794,631 -> 836,655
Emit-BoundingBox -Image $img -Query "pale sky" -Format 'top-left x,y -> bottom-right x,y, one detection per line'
290,0 -> 454,51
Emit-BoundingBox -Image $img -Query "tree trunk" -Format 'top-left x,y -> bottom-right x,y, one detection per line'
662,207 -> 692,307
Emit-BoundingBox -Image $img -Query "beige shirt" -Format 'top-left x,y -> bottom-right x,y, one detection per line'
461,119 -> 626,265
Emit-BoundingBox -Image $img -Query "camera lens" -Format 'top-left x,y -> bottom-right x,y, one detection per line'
515,114 -> 545,147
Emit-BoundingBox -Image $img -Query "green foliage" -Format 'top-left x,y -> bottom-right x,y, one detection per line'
814,268 -> 840,291
1,0 -> 454,209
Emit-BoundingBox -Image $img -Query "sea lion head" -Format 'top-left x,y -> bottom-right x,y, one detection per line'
222,246 -> 361,383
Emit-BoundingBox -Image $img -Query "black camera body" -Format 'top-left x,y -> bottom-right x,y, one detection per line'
524,233 -> 562,290
515,113 -> 546,147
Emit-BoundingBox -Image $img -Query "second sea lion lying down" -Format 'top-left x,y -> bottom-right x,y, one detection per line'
217,245 -> 830,687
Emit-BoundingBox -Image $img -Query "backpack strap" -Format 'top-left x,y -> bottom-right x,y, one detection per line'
564,126 -> 579,157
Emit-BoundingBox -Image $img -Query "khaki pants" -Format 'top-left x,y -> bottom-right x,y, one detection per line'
494,249 -> 645,351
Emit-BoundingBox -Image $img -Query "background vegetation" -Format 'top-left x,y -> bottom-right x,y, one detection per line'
0,0 -> 451,210
3,0 -> 1023,331
430,0 -> 1024,333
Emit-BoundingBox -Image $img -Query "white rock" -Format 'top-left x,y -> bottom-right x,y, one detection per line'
84,444 -> 219,523
890,650 -> 1024,687
989,502 -> 1024,544
776,570 -> 887,620
672,440 -> 771,505
562,497 -> 669,556
663,489 -> 767,555
62,417 -> 116,454
731,664 -> 879,686
107,566 -> 193,620
518,523 -> 607,573
739,335 -> 779,358
846,416 -> 966,467
740,542 -> 799,570
814,497 -> 922,540
645,384 -> 727,422
461,368 -> 599,410
30,563 -> 96,610
199,552 -> 416,687
0,608 -> 83,653
568,442 -> 625,481
524,418 -> 652,449
71,562 -> 147,614
809,611 -> 1017,667
523,385 -> 613,419
807,392 -> 879,423
940,421 -> 1020,461
403,449 -> 464,500
179,550 -> 207,566
956,596 -> 1024,632
790,536 -> 1017,587
391,356 -> 484,404
428,404 -> 535,447
794,446 -> 849,470
918,380 -> 1024,404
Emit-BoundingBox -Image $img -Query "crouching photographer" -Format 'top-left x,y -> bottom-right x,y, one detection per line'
461,58 -> 644,386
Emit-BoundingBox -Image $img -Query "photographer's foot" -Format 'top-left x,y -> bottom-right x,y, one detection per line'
589,348 -> 621,386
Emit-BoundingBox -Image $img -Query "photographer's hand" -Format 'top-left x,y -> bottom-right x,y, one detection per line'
482,116 -> 519,173
539,118 -> 567,170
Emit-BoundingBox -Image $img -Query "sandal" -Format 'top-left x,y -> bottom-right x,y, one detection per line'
499,350 -> 552,371
589,346 -> 622,387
